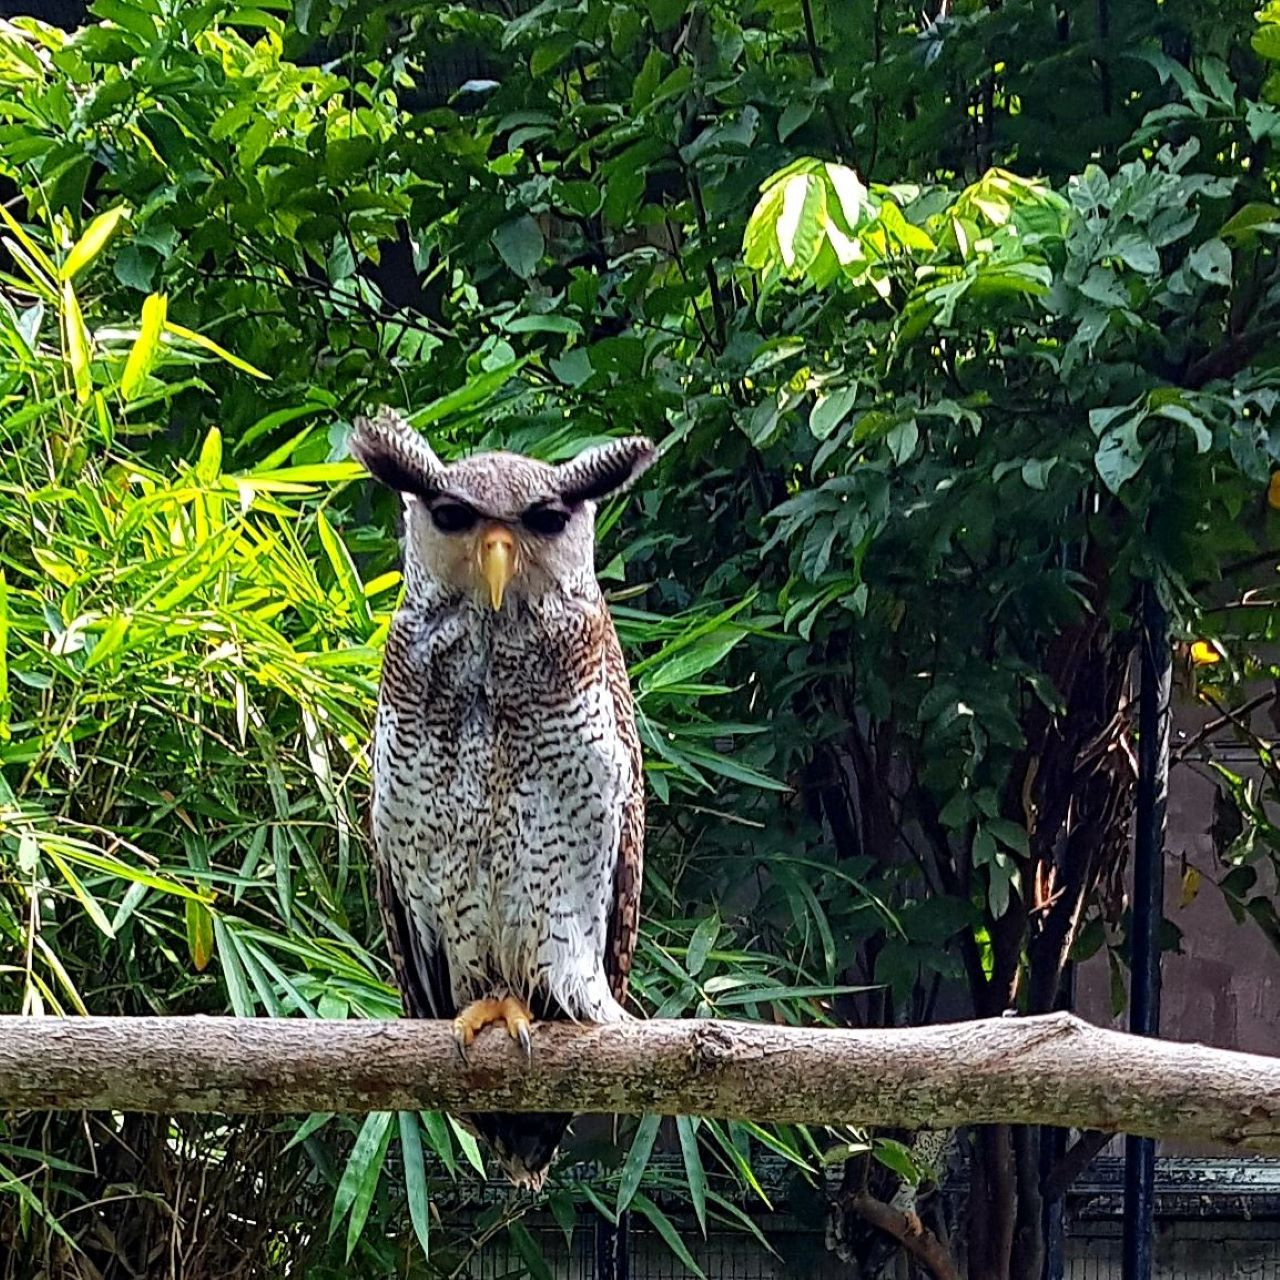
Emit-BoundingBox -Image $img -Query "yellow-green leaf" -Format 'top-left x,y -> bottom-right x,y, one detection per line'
186,899 -> 215,971
0,203 -> 57,281
61,280 -> 93,403
196,426 -> 223,484
61,205 -> 130,281
164,320 -> 268,380
0,570 -> 9,741
45,849 -> 115,938
84,613 -> 130,671
120,292 -> 167,400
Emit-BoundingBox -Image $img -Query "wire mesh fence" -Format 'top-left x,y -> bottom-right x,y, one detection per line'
445,1158 -> 1280,1280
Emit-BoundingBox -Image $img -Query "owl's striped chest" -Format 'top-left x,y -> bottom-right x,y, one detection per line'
371,595 -> 631,1015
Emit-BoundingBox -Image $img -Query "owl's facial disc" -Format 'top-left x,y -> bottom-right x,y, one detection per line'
478,523 -> 517,610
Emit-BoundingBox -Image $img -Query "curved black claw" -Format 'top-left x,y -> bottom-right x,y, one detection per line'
516,1021 -> 532,1060
453,1023 -> 472,1065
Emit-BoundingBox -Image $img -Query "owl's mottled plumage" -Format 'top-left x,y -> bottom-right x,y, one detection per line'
351,407 -> 654,1188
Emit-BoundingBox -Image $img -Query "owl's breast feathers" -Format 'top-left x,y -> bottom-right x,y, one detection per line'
371,585 -> 644,1027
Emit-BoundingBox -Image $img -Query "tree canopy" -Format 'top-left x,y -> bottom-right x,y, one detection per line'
2,1 -> 1280,1277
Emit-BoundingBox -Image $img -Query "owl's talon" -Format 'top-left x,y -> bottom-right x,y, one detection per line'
452,996 -> 535,1062
453,1024 -> 473,1065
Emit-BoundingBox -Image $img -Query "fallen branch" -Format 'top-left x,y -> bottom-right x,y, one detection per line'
1,1013 -> 1278,1153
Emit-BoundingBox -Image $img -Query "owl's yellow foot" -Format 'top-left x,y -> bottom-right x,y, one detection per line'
453,996 -> 534,1063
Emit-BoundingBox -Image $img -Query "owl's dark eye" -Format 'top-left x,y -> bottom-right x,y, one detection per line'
521,505 -> 572,537
429,501 -> 479,534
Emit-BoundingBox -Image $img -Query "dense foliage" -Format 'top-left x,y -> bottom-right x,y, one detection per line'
2,1 -> 1280,1278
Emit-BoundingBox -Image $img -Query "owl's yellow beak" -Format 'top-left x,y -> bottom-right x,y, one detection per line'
479,525 -> 516,610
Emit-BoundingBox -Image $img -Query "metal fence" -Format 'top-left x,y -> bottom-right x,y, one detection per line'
447,1158 -> 1280,1280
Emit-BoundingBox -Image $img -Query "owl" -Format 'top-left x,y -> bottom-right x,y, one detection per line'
350,406 -> 655,1189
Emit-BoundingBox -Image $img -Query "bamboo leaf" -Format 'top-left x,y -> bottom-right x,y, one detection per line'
186,899 -> 214,971
398,1111 -> 431,1259
616,1112 -> 661,1215
120,293 -> 167,400
61,280 -> 92,403
164,320 -> 269,379
676,1114 -> 708,1234
61,206 -> 130,281
630,1192 -> 707,1279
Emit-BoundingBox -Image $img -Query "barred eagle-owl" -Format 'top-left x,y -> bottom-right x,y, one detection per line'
350,407 -> 654,1189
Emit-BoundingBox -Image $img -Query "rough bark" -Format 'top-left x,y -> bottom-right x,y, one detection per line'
844,1192 -> 958,1280
0,1013 -> 1278,1152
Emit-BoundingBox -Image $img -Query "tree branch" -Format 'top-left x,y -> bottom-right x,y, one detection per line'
845,1191 -> 958,1280
2,1014 -> 1279,1152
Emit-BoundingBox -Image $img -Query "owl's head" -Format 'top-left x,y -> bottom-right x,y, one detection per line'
349,406 -> 656,608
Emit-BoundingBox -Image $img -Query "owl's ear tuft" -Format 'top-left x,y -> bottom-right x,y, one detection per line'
349,407 -> 443,501
556,437 -> 656,505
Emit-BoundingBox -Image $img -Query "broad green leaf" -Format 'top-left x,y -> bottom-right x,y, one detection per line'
493,216 -> 544,279
1188,239 -> 1231,286
872,1137 -> 922,1185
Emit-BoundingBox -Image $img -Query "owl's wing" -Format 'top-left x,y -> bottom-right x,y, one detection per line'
373,853 -> 453,1020
368,615 -> 456,1022
602,618 -> 645,1006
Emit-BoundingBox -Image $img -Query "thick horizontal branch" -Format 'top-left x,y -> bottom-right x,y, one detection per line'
2,1013 -> 1278,1153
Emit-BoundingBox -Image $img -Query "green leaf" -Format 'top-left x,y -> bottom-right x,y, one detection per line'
61,205 -> 130,281
409,360 -> 524,429
1108,233 -> 1159,275
185,898 -> 214,970
120,292 -> 167,400
398,1111 -> 431,1259
1095,419 -> 1146,493
1188,239 -> 1231,286
809,386 -> 858,440
685,912 -> 720,978
630,1192 -> 706,1279
329,1112 -> 393,1256
1253,21 -> 1280,60
493,216 -> 545,279
164,320 -> 269,379
676,1114 -> 708,1234
196,426 -> 223,484
61,280 -> 93,403
872,1138 -> 922,1185
617,1113 -> 661,1215
45,848 -> 114,937
1152,403 -> 1212,452
508,1220 -> 553,1280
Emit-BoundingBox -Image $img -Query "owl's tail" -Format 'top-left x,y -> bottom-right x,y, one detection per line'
467,1112 -> 573,1191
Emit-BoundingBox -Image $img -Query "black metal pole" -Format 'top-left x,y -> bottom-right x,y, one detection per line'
1122,583 -> 1170,1280
1041,962 -> 1076,1280
595,1209 -> 629,1280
